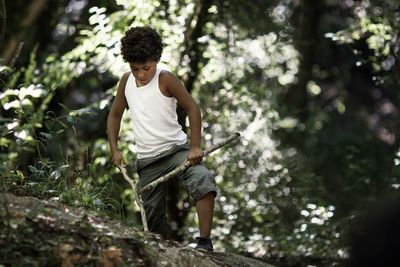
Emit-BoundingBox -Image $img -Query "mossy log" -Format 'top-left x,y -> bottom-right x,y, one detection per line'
0,192 -> 273,267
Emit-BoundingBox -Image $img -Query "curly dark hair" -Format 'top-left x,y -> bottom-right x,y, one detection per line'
120,27 -> 164,63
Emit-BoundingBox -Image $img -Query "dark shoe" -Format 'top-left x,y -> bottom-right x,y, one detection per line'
195,237 -> 213,252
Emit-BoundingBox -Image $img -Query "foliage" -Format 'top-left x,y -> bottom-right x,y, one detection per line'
0,40 -> 125,221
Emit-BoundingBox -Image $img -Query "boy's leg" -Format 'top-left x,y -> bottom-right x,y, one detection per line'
140,183 -> 171,237
138,160 -> 172,238
178,163 -> 217,238
144,147 -> 217,241
196,191 -> 215,238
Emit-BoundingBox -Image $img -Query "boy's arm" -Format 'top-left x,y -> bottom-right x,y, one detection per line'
160,71 -> 203,165
107,72 -> 129,166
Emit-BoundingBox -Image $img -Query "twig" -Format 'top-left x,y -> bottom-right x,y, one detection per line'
9,42 -> 24,69
118,165 -> 149,232
139,132 -> 241,193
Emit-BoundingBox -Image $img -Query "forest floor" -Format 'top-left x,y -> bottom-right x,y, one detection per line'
0,192 -> 274,267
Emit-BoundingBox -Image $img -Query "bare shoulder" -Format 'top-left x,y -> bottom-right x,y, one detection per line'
116,71 -> 130,92
158,70 -> 192,102
159,70 -> 176,83
159,70 -> 181,97
121,71 -> 131,82
113,72 -> 130,100
159,70 -> 184,88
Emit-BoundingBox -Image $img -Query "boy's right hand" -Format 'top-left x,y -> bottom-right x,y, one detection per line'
112,151 -> 126,166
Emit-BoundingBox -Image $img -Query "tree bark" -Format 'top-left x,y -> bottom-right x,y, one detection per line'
0,0 -> 5,43
285,0 -> 323,121
177,0 -> 213,129
2,0 -> 48,66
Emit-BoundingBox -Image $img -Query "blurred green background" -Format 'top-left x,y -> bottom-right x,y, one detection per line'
1,0 -> 399,266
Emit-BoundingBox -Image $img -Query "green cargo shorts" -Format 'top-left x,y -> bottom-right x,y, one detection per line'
136,143 -> 217,237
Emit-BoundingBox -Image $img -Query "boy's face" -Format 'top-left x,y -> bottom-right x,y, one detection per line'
129,60 -> 158,87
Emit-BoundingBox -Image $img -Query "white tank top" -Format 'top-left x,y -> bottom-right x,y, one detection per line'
124,68 -> 187,159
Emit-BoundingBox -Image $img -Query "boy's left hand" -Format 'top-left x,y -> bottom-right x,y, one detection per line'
188,147 -> 204,165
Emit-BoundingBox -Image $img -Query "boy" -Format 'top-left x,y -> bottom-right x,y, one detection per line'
107,26 -> 217,251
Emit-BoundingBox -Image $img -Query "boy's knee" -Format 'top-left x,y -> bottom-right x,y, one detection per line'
196,191 -> 217,203
183,165 -> 217,203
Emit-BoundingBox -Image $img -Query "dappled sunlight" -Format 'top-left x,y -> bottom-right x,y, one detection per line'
1,85 -> 45,110
241,107 -> 267,141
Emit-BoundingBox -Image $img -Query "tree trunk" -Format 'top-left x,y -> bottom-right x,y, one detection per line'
284,0 -> 323,121
0,0 -> 6,43
2,0 -> 48,66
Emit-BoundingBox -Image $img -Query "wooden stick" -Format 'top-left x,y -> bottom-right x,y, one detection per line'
118,165 -> 149,232
139,132 -> 241,193
9,42 -> 24,69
